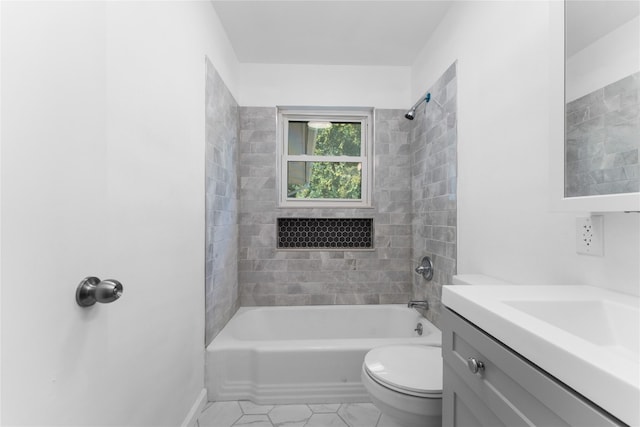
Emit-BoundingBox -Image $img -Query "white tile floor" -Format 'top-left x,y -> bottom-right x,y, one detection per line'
197,401 -> 404,427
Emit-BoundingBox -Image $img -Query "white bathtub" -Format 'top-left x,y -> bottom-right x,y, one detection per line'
205,304 -> 442,404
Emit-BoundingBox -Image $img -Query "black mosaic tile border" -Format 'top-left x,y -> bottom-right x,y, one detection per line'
277,218 -> 373,249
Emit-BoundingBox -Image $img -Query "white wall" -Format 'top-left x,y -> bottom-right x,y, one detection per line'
238,63 -> 410,108
566,15 -> 640,102
1,1 -> 239,425
410,1 -> 639,296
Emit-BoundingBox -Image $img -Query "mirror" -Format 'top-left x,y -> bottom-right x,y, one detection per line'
564,1 -> 639,199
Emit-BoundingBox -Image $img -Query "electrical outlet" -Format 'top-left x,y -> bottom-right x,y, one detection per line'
576,215 -> 604,256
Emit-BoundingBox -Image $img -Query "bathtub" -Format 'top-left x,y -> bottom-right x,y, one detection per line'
205,304 -> 442,404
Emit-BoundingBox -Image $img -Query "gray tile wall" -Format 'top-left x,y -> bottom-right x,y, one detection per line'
238,107 -> 413,306
205,58 -> 239,346
410,62 -> 458,328
565,72 -> 639,197
207,64 -> 458,330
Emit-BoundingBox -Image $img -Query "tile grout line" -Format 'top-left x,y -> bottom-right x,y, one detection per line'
229,402 -> 244,427
335,404 -> 350,427
265,404 -> 275,427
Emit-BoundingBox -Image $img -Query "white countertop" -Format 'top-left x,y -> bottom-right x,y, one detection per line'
442,275 -> 640,426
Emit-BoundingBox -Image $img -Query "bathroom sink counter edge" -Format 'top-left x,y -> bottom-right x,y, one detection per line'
442,276 -> 639,426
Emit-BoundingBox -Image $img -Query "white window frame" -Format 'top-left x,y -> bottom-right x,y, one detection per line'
277,107 -> 374,208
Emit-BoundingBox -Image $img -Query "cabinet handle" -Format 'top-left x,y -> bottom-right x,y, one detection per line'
467,357 -> 485,374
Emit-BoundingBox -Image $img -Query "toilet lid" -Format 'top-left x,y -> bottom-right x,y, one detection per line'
364,345 -> 442,397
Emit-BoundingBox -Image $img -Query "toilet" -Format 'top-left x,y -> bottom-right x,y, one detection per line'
361,345 -> 442,427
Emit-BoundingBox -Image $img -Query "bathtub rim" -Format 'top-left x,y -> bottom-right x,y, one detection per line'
207,303 -> 442,350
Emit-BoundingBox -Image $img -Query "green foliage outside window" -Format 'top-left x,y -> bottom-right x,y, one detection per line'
288,123 -> 362,199
312,122 -> 361,156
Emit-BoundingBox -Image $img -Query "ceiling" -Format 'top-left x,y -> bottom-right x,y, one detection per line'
565,1 -> 640,57
211,1 -> 452,66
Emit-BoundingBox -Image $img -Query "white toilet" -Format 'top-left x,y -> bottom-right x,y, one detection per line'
361,345 -> 443,427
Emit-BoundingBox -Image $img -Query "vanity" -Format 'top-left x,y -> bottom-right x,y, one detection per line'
441,276 -> 639,427
439,2 -> 639,425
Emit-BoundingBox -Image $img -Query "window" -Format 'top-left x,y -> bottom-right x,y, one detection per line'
277,107 -> 373,208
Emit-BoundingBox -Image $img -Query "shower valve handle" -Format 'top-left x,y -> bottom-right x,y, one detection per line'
414,256 -> 434,281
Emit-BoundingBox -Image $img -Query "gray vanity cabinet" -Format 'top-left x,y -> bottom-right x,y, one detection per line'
442,307 -> 625,427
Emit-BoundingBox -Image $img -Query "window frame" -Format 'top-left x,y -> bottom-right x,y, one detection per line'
276,107 -> 374,208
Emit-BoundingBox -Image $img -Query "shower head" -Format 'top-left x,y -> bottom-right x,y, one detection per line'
404,92 -> 438,120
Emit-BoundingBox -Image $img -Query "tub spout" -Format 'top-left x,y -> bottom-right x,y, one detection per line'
407,300 -> 429,310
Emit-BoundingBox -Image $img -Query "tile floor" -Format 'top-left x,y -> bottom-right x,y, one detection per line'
197,401 -> 404,427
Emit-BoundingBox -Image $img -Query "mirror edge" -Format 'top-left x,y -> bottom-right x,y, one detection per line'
548,0 -> 640,213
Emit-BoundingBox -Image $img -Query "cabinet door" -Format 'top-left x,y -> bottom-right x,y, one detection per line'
442,308 -> 625,427
443,364 -> 507,427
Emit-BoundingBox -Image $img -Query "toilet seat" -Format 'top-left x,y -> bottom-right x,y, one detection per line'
364,345 -> 442,398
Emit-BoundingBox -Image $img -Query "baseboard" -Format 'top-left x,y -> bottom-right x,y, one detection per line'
180,388 -> 208,427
